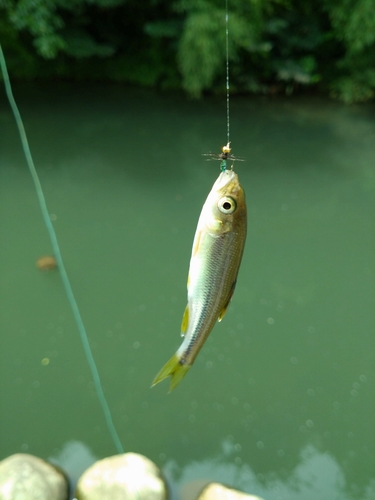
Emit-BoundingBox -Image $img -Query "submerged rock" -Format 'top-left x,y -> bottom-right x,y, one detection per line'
0,453 -> 69,500
75,452 -> 168,500
36,255 -> 57,271
197,483 -> 265,500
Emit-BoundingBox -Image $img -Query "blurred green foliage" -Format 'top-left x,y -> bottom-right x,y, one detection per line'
0,0 -> 375,102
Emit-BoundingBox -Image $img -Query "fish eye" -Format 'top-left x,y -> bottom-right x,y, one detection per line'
218,196 -> 236,214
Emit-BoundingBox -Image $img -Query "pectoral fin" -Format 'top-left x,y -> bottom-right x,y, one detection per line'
218,280 -> 237,322
180,304 -> 189,337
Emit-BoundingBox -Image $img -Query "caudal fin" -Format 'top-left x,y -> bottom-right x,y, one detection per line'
151,353 -> 190,392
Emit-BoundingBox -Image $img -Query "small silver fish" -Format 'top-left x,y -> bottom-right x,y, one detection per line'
152,168 -> 247,391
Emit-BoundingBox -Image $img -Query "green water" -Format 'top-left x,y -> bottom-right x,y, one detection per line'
1,83 -> 374,499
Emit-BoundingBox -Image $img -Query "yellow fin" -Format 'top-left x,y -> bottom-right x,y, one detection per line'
218,304 -> 229,322
192,230 -> 202,257
181,304 -> 189,337
151,353 -> 191,392
218,280 -> 237,322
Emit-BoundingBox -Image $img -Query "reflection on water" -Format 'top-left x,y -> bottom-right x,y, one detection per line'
47,437 -> 375,500
169,438 -> 375,500
1,84 -> 374,500
49,441 -> 97,491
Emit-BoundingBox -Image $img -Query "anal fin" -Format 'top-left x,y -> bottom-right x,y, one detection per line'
180,304 -> 189,337
218,280 -> 237,322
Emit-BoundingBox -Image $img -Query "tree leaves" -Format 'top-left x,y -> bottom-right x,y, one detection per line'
1,0 -> 375,102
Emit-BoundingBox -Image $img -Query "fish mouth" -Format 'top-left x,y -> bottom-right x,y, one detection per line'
214,169 -> 237,189
213,169 -> 242,197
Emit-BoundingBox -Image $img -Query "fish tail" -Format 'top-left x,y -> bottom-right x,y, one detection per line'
151,353 -> 190,392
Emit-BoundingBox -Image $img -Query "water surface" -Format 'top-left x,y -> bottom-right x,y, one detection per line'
0,83 -> 374,499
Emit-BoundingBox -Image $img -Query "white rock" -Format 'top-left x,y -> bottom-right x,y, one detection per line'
197,482 -> 265,500
0,453 -> 69,500
75,452 -> 168,500
180,479 -> 211,500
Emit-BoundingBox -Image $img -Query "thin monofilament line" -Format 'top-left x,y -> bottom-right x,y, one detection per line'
0,44 -> 124,455
225,0 -> 230,145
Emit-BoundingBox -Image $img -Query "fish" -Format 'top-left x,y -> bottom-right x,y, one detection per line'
152,167 -> 247,391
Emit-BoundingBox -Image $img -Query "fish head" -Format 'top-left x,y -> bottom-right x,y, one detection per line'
203,169 -> 247,235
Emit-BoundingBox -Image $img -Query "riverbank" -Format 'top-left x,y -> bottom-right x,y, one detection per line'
0,452 -> 264,500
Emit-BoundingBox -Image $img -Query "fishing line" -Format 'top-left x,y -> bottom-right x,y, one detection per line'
0,44 -> 124,455
225,0 -> 230,146
203,3 -> 243,171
